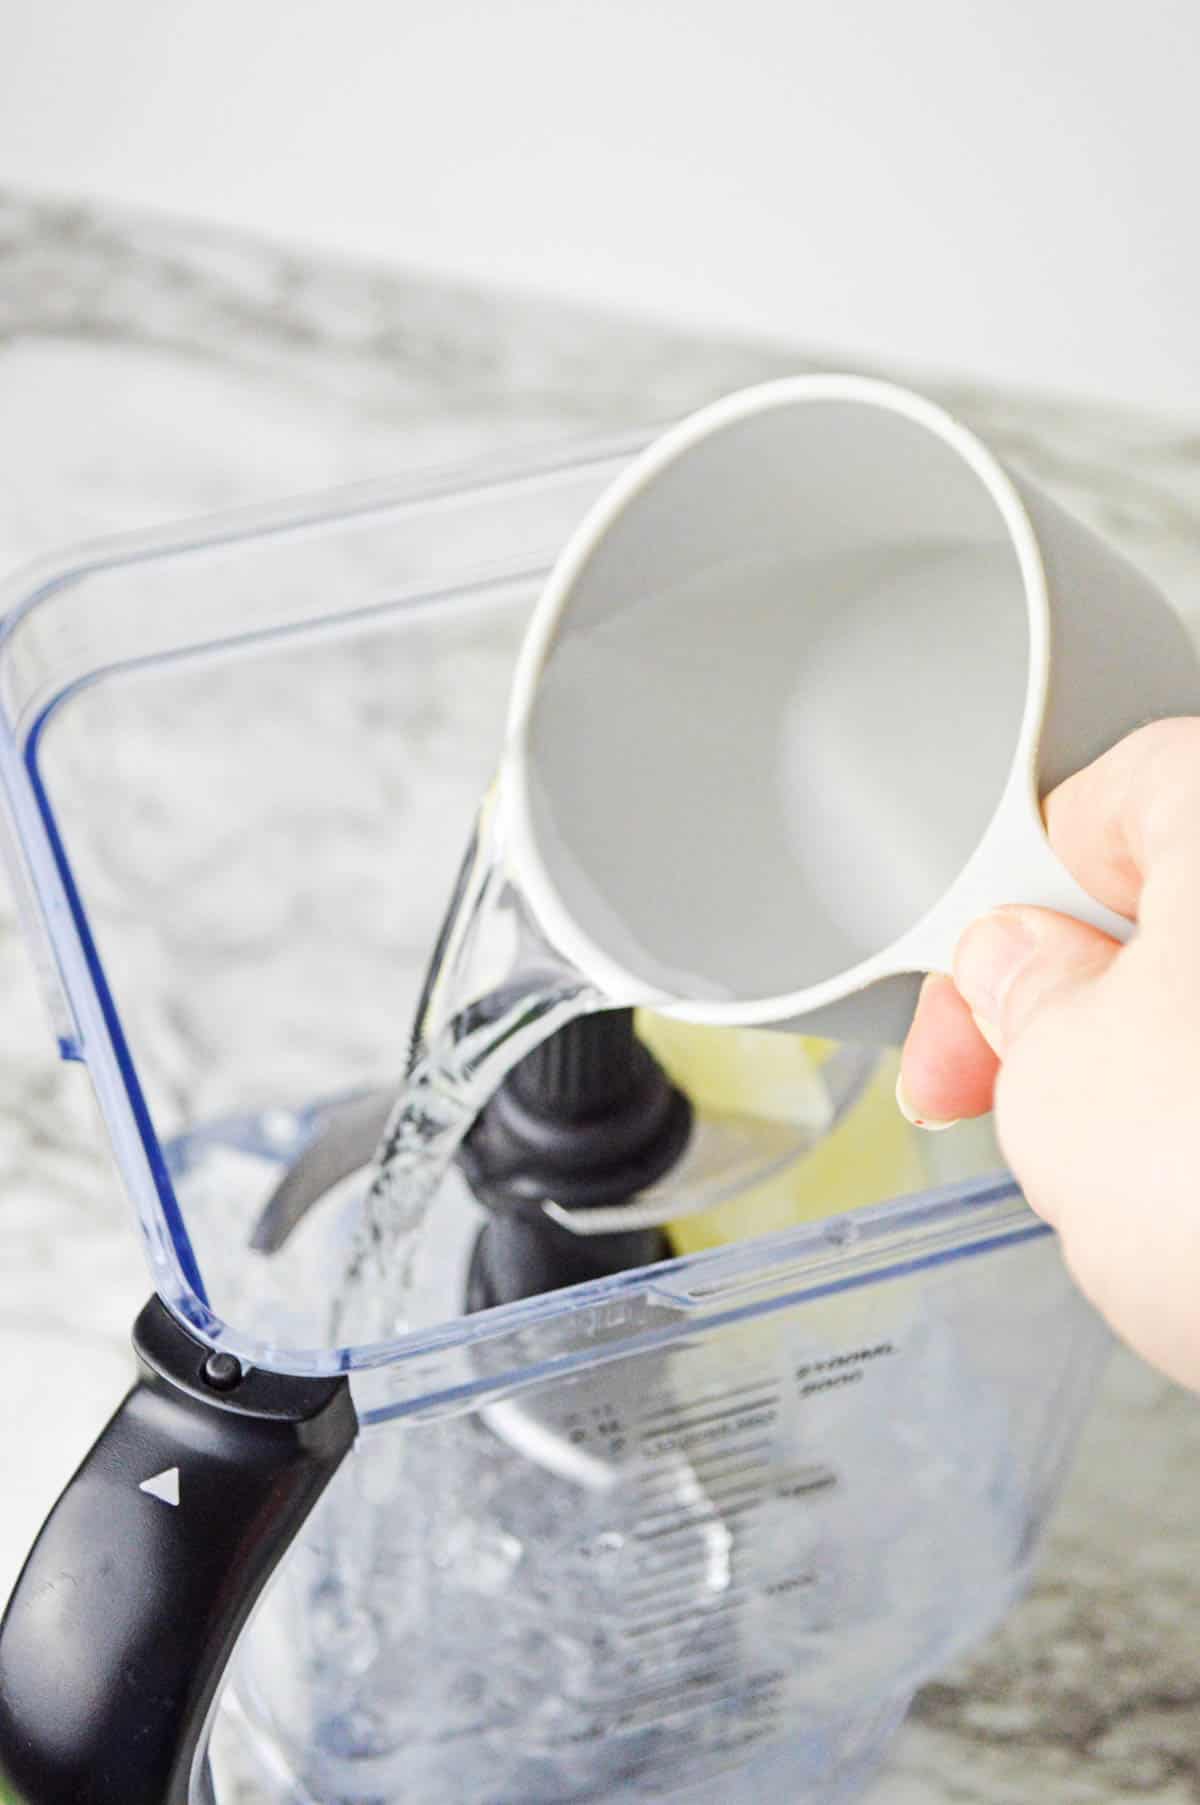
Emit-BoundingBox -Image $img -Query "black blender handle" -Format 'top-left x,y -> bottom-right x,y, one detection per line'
0,1298 -> 356,1805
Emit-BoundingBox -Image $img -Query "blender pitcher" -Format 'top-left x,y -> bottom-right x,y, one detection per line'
0,446 -> 1109,1805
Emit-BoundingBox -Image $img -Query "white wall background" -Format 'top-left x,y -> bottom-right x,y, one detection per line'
2,0 -> 1199,414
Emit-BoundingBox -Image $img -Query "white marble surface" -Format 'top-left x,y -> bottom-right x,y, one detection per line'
4,188 -> 1200,1802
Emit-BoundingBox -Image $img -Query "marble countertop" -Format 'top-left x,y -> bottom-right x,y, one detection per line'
3,188 -> 1200,1803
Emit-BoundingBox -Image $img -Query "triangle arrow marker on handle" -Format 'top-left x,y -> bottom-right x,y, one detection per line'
139,1466 -> 181,1508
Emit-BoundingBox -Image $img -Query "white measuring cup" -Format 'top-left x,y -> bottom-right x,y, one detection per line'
502,376 -> 1200,1043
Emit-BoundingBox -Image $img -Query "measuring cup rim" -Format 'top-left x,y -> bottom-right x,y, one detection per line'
501,373 -> 1052,1024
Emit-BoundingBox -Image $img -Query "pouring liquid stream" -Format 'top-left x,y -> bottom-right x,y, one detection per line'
329,791 -> 608,1352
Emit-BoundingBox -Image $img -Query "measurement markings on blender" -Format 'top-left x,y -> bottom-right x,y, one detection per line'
620,1590 -> 755,1641
632,1440 -> 774,1498
638,1376 -> 785,1425
776,1466 -> 836,1499
639,1377 -> 782,1424
637,1379 -> 779,1482
621,1537 -> 732,1589
638,1384 -> 781,1451
588,1661 -> 757,1728
620,1569 -> 751,1609
609,1653 -> 748,1714
793,1340 -> 898,1396
618,1574 -> 737,1610
633,1472 -> 773,1534
633,1475 -> 769,1530
615,1599 -> 747,1655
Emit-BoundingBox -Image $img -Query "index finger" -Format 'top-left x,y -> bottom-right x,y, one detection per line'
1043,717 -> 1200,920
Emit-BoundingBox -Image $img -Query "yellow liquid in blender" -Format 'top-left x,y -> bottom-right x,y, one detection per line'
635,1016 -> 928,1255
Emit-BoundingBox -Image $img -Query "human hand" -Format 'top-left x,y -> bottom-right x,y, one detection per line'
898,719 -> 1200,1390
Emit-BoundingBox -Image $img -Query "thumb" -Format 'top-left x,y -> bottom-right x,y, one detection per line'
953,905 -> 1121,1058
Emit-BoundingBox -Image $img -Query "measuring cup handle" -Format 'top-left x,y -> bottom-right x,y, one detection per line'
0,1299 -> 356,1805
894,788 -> 1134,989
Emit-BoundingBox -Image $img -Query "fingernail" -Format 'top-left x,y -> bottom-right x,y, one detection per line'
954,912 -> 1036,1050
895,1072 -> 959,1133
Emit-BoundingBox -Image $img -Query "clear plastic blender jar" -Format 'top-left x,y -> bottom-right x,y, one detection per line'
0,445 -> 1107,1805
